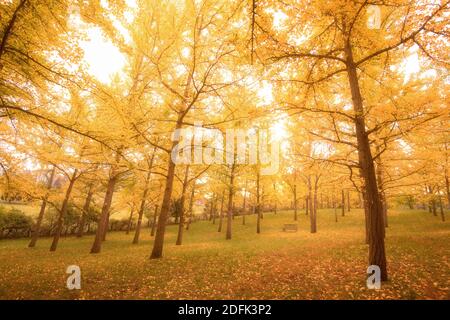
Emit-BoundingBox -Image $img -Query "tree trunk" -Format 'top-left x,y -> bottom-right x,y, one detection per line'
310,176 -> 318,233
439,196 -> 445,222
347,190 -> 350,212
256,171 -> 261,234
226,163 -> 236,240
102,210 -> 110,241
151,205 -> 158,236
133,156 -> 154,244
242,180 -> 247,225
361,184 -> 370,244
126,206 -> 135,235
218,190 -> 225,232
445,174 -> 450,208
176,165 -> 190,245
90,173 -> 118,254
333,193 -> 338,223
77,184 -> 94,238
186,183 -> 195,231
28,166 -> 56,248
375,151 -> 388,228
293,184 -> 298,221
345,44 -> 387,281
305,196 -> 309,215
150,126 -> 181,259
211,194 -> 217,225
50,169 -> 78,252
341,189 -> 345,217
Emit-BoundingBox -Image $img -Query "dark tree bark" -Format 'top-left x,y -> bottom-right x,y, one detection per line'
133,151 -> 155,244
151,205 -> 158,236
333,193 -> 338,222
445,173 -> 450,208
133,173 -> 152,244
361,183 -> 370,245
242,180 -> 248,225
29,166 -> 56,248
50,169 -> 78,252
341,189 -> 345,217
211,193 -> 217,224
226,163 -> 236,240
439,196 -> 445,222
345,43 -> 387,281
273,182 -> 278,214
310,175 -> 318,233
218,190 -> 225,232
256,170 -> 261,234
150,127 -> 179,259
375,153 -> 388,228
305,196 -> 309,215
90,172 -> 118,254
347,190 -> 351,212
176,165 -> 190,245
293,184 -> 298,221
77,184 -> 94,238
186,183 -> 195,231
126,205 -> 135,235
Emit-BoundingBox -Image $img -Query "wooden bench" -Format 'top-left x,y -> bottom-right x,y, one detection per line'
282,224 -> 298,232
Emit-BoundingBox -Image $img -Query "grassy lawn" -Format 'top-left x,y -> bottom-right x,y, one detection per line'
0,209 -> 448,300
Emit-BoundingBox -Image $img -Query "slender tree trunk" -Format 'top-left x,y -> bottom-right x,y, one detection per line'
77,184 -> 94,238
256,171 -> 261,234
242,180 -> 247,225
273,182 -> 278,214
305,196 -> 309,215
341,189 -> 345,217
50,170 -> 78,252
133,155 -> 154,244
333,193 -> 338,222
346,44 -> 387,280
293,184 -> 298,221
150,129 -> 180,259
361,184 -> 370,244
432,199 -> 437,216
307,176 -> 314,233
211,194 -> 217,225
90,173 -> 118,254
126,206 -> 135,235
445,174 -> 450,208
375,151 -> 388,228
176,165 -> 190,245
226,164 -> 236,240
29,166 -> 56,248
439,196 -> 445,222
218,190 -> 225,232
102,210 -> 111,241
151,205 -> 158,236
310,176 -> 318,233
186,183 -> 195,231
347,190 -> 350,212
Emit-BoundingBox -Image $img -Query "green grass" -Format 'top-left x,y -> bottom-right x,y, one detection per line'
0,209 -> 448,300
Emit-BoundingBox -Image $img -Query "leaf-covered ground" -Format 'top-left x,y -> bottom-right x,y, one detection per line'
0,209 -> 448,300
